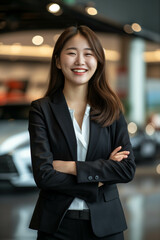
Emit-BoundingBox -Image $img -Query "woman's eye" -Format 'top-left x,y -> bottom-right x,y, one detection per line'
68,52 -> 76,55
85,53 -> 92,56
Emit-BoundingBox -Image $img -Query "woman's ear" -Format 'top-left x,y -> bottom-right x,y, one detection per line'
56,57 -> 61,69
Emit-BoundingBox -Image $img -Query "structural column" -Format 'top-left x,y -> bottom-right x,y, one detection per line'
128,38 -> 146,126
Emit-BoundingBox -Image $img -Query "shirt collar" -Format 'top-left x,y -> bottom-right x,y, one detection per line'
84,104 -> 90,116
69,104 -> 90,116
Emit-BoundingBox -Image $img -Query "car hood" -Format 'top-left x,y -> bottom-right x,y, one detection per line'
0,120 -> 29,154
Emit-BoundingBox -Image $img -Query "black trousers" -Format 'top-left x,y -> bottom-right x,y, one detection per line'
37,217 -> 124,240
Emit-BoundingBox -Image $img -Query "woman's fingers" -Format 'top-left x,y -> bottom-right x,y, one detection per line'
116,151 -> 130,156
112,153 -> 129,161
110,146 -> 122,157
109,146 -> 130,162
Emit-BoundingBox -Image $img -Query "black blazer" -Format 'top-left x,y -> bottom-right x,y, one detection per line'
28,90 -> 136,238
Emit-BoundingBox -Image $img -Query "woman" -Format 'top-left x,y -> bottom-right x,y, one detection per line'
28,25 -> 136,240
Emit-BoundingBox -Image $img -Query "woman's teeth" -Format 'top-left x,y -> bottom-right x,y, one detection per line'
72,69 -> 87,73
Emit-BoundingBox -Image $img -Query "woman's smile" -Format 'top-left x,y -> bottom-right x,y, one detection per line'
71,68 -> 88,75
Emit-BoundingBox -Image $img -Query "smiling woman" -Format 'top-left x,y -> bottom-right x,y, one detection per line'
28,25 -> 135,240
46,25 -> 124,126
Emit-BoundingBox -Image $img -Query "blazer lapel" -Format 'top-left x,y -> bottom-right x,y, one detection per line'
86,116 -> 101,162
49,90 -> 77,161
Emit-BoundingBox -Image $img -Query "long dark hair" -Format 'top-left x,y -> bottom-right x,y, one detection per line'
45,25 -> 123,126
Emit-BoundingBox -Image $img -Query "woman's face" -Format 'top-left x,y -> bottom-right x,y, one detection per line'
57,34 -> 98,88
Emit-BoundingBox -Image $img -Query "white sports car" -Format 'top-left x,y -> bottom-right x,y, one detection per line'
0,103 -> 36,187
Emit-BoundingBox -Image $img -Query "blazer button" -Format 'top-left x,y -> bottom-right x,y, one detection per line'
95,175 -> 99,180
88,176 -> 93,181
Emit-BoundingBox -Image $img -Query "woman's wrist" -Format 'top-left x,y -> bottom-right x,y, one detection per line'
53,160 -> 77,175
69,161 -> 77,175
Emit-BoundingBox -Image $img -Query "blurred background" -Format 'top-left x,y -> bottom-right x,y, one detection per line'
0,0 -> 160,239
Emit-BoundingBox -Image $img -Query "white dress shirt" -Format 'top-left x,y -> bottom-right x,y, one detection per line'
68,104 -> 90,210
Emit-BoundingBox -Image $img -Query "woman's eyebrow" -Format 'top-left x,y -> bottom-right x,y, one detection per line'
65,47 -> 77,50
84,48 -> 93,51
65,47 -> 93,51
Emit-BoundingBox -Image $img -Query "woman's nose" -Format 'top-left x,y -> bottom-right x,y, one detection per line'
75,54 -> 85,65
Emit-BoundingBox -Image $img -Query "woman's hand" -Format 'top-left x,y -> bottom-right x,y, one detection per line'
109,146 -> 130,162
53,160 -> 77,175
98,146 -> 130,187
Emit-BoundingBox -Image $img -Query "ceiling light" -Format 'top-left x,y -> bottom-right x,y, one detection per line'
47,3 -> 61,13
131,23 -> 142,32
10,43 -> 22,54
145,124 -> 155,136
0,44 -> 53,58
85,7 -> 98,16
123,24 -> 133,34
128,122 -> 138,135
32,35 -> 44,46
143,50 -> 160,62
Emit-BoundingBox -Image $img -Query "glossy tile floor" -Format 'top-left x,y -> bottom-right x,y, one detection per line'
1,165 -> 160,240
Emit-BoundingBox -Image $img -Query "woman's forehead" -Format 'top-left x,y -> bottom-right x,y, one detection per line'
63,34 -> 91,50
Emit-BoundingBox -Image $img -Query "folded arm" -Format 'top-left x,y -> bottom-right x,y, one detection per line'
52,146 -> 130,175
53,114 -> 135,185
76,113 -> 136,184
53,146 -> 130,187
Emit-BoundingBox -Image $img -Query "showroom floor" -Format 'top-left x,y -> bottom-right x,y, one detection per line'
1,165 -> 160,240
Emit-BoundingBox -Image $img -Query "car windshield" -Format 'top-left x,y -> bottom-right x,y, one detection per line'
0,104 -> 30,120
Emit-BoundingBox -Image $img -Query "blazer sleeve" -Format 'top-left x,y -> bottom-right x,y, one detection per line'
28,100 -> 98,202
76,113 -> 136,184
